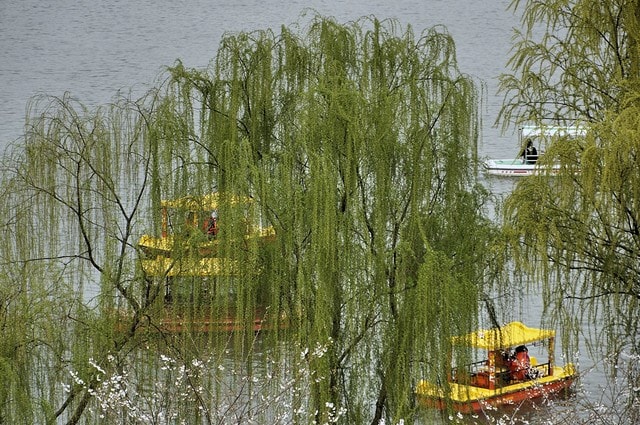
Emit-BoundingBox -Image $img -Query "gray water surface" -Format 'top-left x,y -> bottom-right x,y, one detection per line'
0,0 -> 516,155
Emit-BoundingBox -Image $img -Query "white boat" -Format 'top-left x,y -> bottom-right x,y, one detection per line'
483,125 -> 586,176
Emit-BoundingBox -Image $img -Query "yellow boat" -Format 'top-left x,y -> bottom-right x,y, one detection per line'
416,321 -> 577,413
138,192 -> 275,277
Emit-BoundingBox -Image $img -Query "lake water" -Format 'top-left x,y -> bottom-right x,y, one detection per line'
0,0 -> 605,421
0,0 -> 517,156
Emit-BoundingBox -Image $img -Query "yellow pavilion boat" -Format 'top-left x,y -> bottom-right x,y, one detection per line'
416,321 -> 577,413
138,192 -> 275,277
134,192 -> 281,332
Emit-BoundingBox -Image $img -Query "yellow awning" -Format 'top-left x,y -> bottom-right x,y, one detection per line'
452,321 -> 555,350
160,192 -> 252,210
140,256 -> 242,277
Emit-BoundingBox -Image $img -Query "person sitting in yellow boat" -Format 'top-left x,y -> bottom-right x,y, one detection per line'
510,345 -> 540,381
204,210 -> 219,238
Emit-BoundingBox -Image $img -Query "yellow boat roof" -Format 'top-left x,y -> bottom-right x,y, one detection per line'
160,192 -> 252,210
452,321 -> 555,350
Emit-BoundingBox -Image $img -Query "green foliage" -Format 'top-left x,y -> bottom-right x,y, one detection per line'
0,14 -> 499,424
499,0 -> 640,127
499,1 -> 640,421
159,14 -> 497,423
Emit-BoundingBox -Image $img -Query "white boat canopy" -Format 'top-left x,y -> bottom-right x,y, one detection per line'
520,125 -> 587,139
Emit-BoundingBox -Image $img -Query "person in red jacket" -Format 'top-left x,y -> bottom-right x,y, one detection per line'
510,345 -> 539,380
205,210 -> 219,237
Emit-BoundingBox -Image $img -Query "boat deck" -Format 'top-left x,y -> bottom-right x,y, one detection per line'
483,158 -> 560,176
416,364 -> 576,412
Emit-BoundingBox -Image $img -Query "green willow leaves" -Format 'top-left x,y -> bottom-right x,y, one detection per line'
499,0 -> 640,127
499,1 -> 640,420
0,15 -> 499,424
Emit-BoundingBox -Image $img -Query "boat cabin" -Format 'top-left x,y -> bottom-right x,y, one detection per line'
138,192 -> 275,277
448,321 -> 556,389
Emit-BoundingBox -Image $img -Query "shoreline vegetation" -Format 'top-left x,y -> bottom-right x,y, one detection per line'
3,4 -> 640,423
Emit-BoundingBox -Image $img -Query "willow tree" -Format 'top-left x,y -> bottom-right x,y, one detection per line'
498,0 -> 640,126
498,0 -> 640,421
161,15 -> 499,423
0,91 -> 174,424
0,15 -> 500,425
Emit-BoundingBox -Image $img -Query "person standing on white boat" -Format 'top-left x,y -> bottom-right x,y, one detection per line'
521,139 -> 538,164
